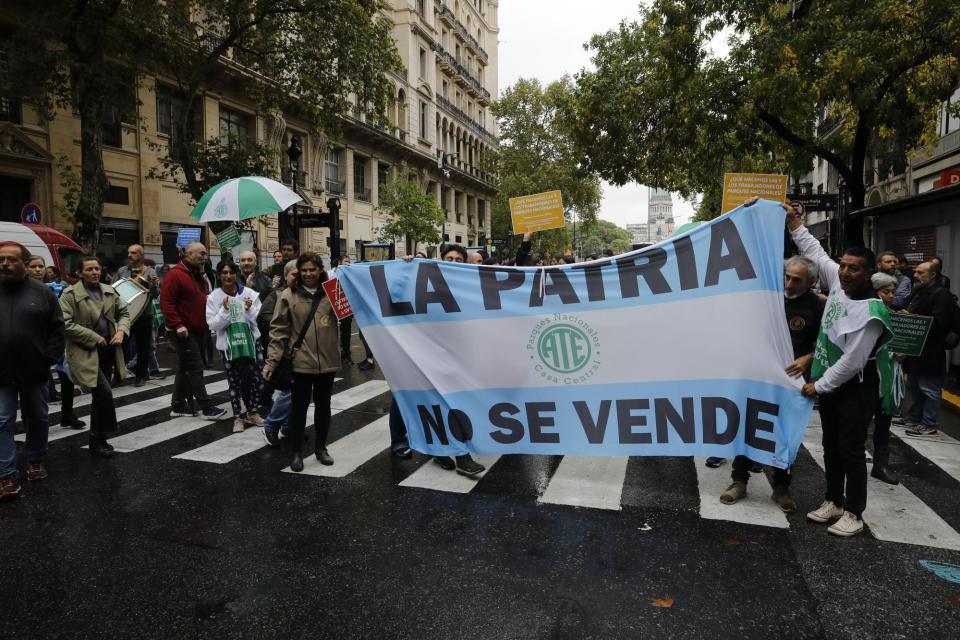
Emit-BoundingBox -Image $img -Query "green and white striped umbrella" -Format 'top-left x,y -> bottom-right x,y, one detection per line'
190,176 -> 303,223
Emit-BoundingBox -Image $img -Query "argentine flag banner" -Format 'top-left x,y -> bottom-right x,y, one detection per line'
338,200 -> 813,468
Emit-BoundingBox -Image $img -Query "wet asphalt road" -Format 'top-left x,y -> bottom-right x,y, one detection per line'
3,349 -> 960,639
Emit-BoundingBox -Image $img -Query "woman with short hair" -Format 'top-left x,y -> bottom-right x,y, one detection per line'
264,252 -> 340,471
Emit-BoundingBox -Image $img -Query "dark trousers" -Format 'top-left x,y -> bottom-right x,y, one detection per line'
819,368 -> 877,517
731,455 -> 791,487
58,371 -> 75,420
289,372 -> 335,454
90,346 -> 118,441
359,330 -> 373,360
339,316 -> 353,356
127,312 -> 153,379
873,396 -> 892,449
172,333 -> 211,410
0,382 -> 49,477
389,398 -> 409,450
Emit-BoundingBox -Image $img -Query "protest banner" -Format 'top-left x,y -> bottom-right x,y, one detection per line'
322,278 -> 353,321
887,313 -> 933,357
337,199 -> 813,468
509,190 -> 565,234
721,173 -> 788,214
175,227 -> 202,248
215,225 -> 241,252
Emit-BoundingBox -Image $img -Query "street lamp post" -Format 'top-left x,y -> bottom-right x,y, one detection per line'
438,151 -> 458,254
283,136 -> 303,246
327,196 -> 342,265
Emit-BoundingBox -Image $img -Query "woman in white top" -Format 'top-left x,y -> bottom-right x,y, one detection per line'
206,259 -> 265,432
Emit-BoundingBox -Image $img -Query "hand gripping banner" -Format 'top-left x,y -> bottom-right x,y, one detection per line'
338,200 -> 813,468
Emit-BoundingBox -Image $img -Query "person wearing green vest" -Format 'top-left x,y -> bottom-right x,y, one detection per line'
206,260 -> 265,434
869,272 -> 906,485
782,201 -> 893,537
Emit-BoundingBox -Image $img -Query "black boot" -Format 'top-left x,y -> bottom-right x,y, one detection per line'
871,446 -> 899,485
89,437 -> 114,458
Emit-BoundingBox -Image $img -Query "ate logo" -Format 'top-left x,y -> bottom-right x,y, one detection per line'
214,197 -> 229,219
528,314 -> 601,384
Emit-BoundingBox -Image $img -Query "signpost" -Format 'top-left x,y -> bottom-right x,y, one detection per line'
322,278 -> 353,321
509,190 -> 565,234
888,313 -> 934,357
721,173 -> 788,214
299,213 -> 333,228
20,203 -> 42,225
786,193 -> 838,213
175,227 -> 202,249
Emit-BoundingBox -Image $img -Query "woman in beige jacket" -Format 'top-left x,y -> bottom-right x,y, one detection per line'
263,252 -> 340,472
60,256 -> 130,457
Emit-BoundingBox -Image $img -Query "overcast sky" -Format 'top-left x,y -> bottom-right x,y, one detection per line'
497,0 -> 695,228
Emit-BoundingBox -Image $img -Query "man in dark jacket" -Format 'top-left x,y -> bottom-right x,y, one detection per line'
238,250 -> 277,301
160,241 -> 226,420
898,261 -> 955,436
0,241 -> 65,498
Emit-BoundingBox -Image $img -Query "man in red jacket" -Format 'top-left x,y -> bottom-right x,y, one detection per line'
160,241 -> 226,420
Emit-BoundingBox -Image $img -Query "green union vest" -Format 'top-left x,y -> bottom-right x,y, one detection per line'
811,289 -> 899,412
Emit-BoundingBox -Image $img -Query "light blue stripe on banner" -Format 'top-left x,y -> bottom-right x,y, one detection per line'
394,378 -> 813,469
338,201 -> 788,328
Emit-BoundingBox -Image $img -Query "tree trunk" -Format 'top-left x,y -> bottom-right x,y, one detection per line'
844,140 -> 869,249
72,80 -> 110,253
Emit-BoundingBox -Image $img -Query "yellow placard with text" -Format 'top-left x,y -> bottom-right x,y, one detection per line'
721,173 -> 788,214
510,190 -> 566,234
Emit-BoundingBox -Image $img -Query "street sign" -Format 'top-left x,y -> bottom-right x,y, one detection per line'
721,173 -> 788,214
787,193 -> 838,213
322,277 -> 353,321
20,202 -> 42,225
175,227 -> 202,248
888,313 -> 934,357
509,190 -> 565,234
490,239 -> 508,246
299,213 -> 333,228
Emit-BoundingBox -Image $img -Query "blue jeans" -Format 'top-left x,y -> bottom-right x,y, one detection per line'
907,374 -> 944,427
0,383 -> 50,478
263,388 -> 292,435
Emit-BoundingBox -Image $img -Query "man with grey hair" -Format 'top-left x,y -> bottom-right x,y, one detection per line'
238,250 -> 277,301
720,254 -> 824,512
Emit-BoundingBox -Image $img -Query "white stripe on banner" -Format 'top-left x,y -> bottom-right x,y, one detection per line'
695,458 -> 789,529
538,456 -> 629,510
283,415 -> 390,477
174,380 -> 390,464
803,422 -> 960,550
399,455 -> 500,493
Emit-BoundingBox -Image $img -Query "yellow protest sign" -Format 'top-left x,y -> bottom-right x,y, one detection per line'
509,190 -> 565,234
721,173 -> 788,214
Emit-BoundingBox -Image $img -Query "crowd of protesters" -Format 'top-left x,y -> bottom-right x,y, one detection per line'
2,203 -> 959,541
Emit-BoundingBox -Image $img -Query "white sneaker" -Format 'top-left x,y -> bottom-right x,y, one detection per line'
232,417 -> 246,433
827,511 -> 864,537
807,500 -> 844,523
245,411 -> 264,428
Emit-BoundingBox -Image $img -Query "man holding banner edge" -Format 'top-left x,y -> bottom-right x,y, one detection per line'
771,199 -> 893,537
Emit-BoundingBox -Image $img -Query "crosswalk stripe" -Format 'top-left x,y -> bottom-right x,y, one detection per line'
890,425 -> 960,485
104,400 -> 233,452
16,379 -> 232,443
803,423 -> 960,550
538,456 -> 629,510
695,458 -> 789,529
399,455 -> 500,493
173,380 -> 390,464
283,415 -> 390,478
46,370 -> 219,411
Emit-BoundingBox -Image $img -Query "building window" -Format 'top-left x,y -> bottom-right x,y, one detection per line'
478,108 -> 485,128
378,163 -> 390,203
104,185 -> 129,206
101,105 -> 123,148
455,235 -> 462,244
419,48 -> 427,79
416,0 -> 425,16
0,96 -> 21,124
442,80 -> 449,100
419,100 -> 428,139
219,106 -> 249,144
325,147 -> 342,194
354,155 -> 369,201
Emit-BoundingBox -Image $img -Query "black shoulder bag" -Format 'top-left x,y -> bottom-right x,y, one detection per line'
270,294 -> 323,391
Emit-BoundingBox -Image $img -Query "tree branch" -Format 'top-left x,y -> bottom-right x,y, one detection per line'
755,108 -> 856,184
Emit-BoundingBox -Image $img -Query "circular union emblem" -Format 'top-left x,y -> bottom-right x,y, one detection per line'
528,314 -> 601,384
538,324 -> 592,373
214,197 -> 229,219
789,316 -> 806,331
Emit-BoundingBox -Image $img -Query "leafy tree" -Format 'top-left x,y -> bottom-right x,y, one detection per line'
572,219 -> 633,257
154,0 -> 403,203
492,77 -> 603,256
377,179 -> 445,254
570,0 -> 960,244
3,1 -> 165,250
